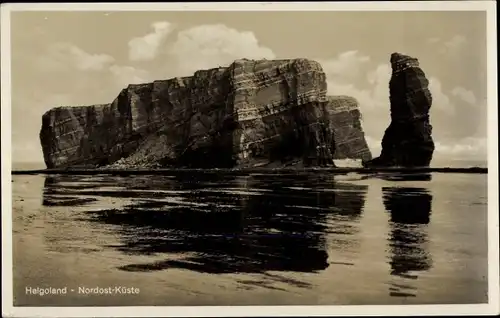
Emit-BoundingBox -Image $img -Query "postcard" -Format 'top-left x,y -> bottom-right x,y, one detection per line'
1,1 -> 498,317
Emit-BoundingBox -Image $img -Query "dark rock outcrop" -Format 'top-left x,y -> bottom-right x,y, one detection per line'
40,59 -> 372,169
326,96 -> 371,161
363,53 -> 434,168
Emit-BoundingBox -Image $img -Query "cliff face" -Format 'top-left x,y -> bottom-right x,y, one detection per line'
363,53 -> 434,168
40,58 -> 372,169
326,96 -> 371,161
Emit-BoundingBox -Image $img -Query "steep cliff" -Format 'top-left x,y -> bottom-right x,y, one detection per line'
363,53 -> 434,168
326,96 -> 371,161
40,58 -> 372,169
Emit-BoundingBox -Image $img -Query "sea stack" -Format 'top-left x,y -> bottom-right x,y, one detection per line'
39,58 -> 372,169
363,52 -> 435,168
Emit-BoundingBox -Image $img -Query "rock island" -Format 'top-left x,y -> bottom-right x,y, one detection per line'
39,53 -> 434,169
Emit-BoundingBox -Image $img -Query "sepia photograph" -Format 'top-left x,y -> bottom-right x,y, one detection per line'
1,1 -> 498,317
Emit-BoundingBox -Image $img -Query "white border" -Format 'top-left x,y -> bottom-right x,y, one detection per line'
1,2 -> 498,317
486,2 -> 500,315
1,2 -> 14,317
0,1 -> 495,11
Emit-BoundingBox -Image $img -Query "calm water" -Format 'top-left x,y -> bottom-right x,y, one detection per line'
12,171 -> 488,306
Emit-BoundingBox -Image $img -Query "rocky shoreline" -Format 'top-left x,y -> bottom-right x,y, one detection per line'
12,167 -> 488,175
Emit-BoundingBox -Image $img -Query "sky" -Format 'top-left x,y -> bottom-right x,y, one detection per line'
8,10 -> 489,166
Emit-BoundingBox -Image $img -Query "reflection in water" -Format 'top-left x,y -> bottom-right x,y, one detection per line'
13,172 -> 489,306
383,186 -> 433,298
41,173 -> 368,281
379,172 -> 432,182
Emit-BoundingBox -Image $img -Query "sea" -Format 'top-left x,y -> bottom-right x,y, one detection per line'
10,161 -> 489,306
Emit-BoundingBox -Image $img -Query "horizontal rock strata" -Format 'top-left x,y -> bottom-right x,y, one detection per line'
40,58 -> 372,169
326,96 -> 371,161
363,53 -> 434,168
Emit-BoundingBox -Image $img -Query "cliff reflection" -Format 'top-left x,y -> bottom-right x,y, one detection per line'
41,172 -> 368,276
379,172 -> 432,182
383,186 -> 433,298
